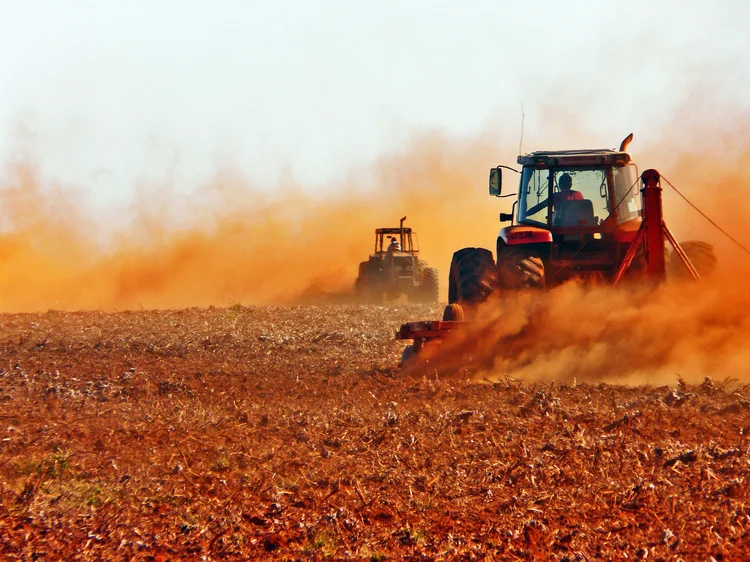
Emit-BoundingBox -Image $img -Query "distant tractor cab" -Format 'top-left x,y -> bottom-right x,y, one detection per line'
355,217 -> 439,303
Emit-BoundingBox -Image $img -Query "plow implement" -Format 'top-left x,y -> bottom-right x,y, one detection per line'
395,320 -> 465,353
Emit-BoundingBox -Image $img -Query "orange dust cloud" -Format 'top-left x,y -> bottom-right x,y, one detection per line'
0,130 -> 504,312
415,278 -> 750,385
1,103 -> 749,323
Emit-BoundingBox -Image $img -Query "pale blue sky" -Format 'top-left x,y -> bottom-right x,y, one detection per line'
1,0 -> 748,211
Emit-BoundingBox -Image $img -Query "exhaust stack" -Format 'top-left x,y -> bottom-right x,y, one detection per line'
619,133 -> 634,152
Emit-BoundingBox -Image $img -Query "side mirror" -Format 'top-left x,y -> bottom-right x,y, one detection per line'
499,212 -> 513,223
489,167 -> 502,196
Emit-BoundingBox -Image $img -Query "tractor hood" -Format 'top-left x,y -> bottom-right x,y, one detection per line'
499,225 -> 553,245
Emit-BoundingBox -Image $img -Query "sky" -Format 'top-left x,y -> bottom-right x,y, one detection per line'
2,0 -> 749,214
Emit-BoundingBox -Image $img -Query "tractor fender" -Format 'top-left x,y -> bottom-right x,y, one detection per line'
497,227 -> 553,268
498,225 -> 553,246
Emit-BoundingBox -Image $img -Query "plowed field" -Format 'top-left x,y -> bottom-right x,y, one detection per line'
1,305 -> 749,560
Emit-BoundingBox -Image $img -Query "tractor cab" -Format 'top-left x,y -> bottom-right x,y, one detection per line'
489,136 -> 644,284
492,149 -> 641,232
373,225 -> 417,256
371,217 -> 419,281
355,217 -> 439,303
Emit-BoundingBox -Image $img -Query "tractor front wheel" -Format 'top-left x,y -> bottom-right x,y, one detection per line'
448,248 -> 498,305
413,267 -> 439,303
497,247 -> 545,289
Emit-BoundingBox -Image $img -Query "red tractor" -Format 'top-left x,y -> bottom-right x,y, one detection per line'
397,135 -> 716,353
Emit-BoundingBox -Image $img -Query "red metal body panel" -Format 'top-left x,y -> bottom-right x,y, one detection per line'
396,321 -> 466,341
499,225 -> 553,245
641,169 -> 666,281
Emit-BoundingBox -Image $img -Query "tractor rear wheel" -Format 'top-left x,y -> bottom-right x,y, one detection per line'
497,247 -> 545,289
355,260 -> 386,303
355,280 -> 383,304
669,240 -> 717,280
448,248 -> 498,304
412,267 -> 439,303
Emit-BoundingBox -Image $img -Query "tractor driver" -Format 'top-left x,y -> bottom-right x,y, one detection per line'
525,172 -> 585,221
387,237 -> 401,252
552,173 -> 583,211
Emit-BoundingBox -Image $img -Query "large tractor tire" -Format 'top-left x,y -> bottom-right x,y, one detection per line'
497,246 -> 545,289
448,248 -> 498,305
354,276 -> 367,301
355,262 -> 384,303
412,267 -> 439,303
442,303 -> 466,321
669,240 -> 718,280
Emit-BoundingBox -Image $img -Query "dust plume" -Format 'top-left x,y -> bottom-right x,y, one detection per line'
0,130 -> 504,312
422,277 -> 750,385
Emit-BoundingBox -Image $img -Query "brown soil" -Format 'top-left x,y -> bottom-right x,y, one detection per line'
1,305 -> 748,560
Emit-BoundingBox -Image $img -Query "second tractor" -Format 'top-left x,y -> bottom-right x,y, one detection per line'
355,217 -> 439,304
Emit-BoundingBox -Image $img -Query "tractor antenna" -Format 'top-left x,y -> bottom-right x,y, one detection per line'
518,103 -> 526,155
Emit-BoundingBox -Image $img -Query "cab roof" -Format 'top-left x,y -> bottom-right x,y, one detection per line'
376,227 -> 413,235
517,149 -> 631,167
